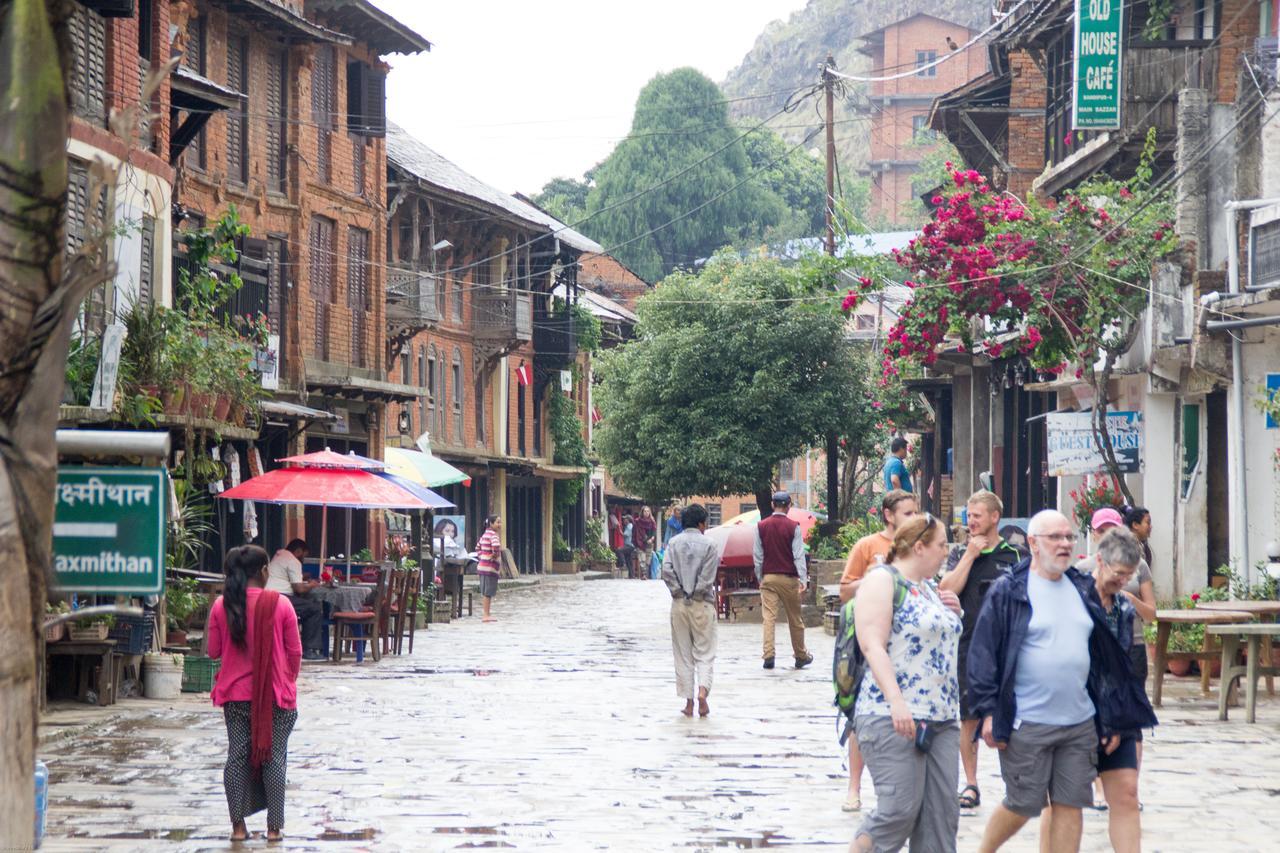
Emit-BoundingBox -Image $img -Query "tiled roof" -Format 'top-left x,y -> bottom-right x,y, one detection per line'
386,124 -> 602,254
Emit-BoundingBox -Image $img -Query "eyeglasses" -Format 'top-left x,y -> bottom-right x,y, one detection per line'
1037,533 -> 1079,544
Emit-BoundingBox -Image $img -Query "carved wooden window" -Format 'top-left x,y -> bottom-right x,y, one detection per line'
68,5 -> 107,125
309,216 -> 336,358
226,30 -> 249,185
347,227 -> 370,367
266,48 -> 288,194
452,348 -> 464,440
311,46 -> 336,183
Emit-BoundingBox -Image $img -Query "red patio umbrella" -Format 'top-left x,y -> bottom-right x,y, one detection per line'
727,506 -> 820,540
219,466 -> 428,580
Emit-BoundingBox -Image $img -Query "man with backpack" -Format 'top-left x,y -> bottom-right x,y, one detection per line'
660,504 -> 720,717
938,490 -> 1023,810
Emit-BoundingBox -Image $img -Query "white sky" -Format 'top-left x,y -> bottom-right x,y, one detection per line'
373,0 -> 808,197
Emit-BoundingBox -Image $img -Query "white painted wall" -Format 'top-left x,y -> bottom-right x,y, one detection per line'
1236,325 -> 1280,582
66,137 -> 173,312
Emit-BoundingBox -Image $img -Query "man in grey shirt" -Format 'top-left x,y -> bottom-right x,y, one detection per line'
661,504 -> 721,717
972,510 -> 1126,853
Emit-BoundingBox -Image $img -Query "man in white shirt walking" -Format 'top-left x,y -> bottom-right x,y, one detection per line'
661,504 -> 720,717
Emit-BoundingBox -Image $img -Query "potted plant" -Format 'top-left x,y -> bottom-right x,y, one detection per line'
69,613 -> 115,642
164,576 -> 207,645
44,601 -> 71,643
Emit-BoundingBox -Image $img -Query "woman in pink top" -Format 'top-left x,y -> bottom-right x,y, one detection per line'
206,545 -> 302,842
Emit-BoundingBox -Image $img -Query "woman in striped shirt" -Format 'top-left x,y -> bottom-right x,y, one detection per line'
476,515 -> 502,622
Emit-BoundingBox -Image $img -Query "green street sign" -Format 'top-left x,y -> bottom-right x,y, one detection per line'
54,466 -> 167,595
1073,0 -> 1125,130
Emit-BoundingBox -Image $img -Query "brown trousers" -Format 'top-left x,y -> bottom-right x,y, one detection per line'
760,573 -> 807,660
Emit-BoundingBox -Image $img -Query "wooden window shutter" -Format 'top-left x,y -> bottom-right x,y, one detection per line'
266,49 -> 288,193
266,237 -> 286,335
364,68 -> 387,137
309,217 -> 335,358
65,159 -> 91,255
346,61 -> 365,132
138,215 -> 156,305
311,47 -> 335,182
225,32 -> 248,185
346,227 -> 370,367
69,7 -> 107,124
182,15 -> 204,73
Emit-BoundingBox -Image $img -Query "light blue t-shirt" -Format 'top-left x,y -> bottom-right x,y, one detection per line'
1013,571 -> 1095,726
883,455 -> 912,493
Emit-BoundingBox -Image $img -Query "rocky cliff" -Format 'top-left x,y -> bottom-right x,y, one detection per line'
721,0 -> 992,171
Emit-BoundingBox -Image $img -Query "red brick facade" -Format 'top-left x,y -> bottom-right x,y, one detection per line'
578,253 -> 650,311
859,14 -> 988,225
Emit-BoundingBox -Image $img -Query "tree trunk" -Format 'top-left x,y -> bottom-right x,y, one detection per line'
754,485 -> 774,520
1086,320 -> 1142,507
0,1 -> 109,845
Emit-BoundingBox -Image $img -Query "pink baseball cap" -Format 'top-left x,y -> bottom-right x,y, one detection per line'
1090,507 -> 1124,530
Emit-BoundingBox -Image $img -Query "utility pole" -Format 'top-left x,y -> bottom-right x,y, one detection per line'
822,55 -> 840,529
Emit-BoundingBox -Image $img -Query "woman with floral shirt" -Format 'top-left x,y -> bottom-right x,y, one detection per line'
852,513 -> 964,853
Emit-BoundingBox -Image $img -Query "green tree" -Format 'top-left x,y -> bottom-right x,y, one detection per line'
533,176 -> 590,226
739,129 -> 825,244
583,69 -> 782,280
594,252 -> 863,511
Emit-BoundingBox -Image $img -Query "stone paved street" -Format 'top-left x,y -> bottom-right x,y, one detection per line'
40,578 -> 1280,851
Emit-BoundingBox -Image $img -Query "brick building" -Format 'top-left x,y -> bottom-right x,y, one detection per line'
383,125 -> 603,573
577,253 -> 651,312
857,13 -> 988,226
169,0 -> 430,560
65,0 -> 177,331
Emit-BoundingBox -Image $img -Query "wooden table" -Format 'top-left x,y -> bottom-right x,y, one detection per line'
1196,600 -> 1280,696
1208,623 -> 1280,722
46,640 -> 119,706
1152,609 -> 1252,706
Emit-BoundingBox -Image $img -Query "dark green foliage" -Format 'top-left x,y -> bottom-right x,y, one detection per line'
533,177 -> 590,226
594,252 -> 862,503
582,69 -> 785,281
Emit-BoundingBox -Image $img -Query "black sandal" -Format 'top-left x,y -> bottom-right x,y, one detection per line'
959,785 -> 981,808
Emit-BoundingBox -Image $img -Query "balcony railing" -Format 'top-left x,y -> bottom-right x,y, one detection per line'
386,265 -> 442,326
473,287 -> 532,342
533,309 -> 576,369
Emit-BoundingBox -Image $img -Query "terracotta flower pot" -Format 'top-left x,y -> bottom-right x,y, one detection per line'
1167,659 -> 1193,677
212,394 -> 232,422
189,392 -> 213,419
161,385 -> 186,415
166,629 -> 189,647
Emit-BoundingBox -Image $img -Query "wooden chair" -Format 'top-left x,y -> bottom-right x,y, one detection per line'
391,568 -> 421,655
379,568 -> 409,656
331,566 -> 392,663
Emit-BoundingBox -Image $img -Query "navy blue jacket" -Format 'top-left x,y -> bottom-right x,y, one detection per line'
966,561 -> 1157,744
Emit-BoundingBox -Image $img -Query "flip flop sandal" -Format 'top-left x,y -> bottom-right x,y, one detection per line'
842,794 -> 861,812
959,785 -> 981,808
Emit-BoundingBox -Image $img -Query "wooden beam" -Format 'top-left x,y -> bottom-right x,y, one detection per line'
960,111 -> 1013,173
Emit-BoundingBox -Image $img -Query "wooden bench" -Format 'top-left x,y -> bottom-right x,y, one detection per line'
1195,600 -> 1280,697
1151,609 -> 1252,706
1208,623 -> 1280,723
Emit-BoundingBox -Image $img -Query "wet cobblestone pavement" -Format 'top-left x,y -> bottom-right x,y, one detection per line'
40,577 -> 1280,851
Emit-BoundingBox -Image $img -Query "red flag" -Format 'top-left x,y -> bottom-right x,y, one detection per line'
591,406 -> 602,424
515,361 -> 532,386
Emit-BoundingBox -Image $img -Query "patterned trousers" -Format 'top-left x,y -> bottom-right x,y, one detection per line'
222,702 -> 298,831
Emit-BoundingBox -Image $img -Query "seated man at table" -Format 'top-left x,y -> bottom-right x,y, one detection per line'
266,539 -> 327,661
